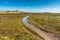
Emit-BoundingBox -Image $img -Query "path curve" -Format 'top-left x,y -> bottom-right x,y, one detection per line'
22,16 -> 56,40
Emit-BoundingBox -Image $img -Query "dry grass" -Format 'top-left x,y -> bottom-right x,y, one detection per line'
0,14 -> 42,40
28,14 -> 60,34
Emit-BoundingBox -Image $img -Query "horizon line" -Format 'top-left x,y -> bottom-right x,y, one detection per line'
0,10 -> 60,13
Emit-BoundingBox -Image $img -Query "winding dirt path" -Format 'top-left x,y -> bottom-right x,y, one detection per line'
22,16 -> 56,40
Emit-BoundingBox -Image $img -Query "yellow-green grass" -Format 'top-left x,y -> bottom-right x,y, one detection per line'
0,12 -> 60,40
0,14 -> 42,40
28,14 -> 60,34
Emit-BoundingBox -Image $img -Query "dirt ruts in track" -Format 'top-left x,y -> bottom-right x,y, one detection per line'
22,16 -> 56,40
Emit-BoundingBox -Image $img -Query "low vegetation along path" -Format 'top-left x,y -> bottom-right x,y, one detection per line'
22,16 -> 55,40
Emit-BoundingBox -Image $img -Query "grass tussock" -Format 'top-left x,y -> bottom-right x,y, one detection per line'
0,14 -> 42,40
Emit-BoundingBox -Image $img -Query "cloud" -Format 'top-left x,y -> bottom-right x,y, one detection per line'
5,2 -> 8,4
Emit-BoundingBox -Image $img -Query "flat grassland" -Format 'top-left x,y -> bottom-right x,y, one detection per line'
0,13 -> 42,40
0,12 -> 60,40
28,14 -> 60,39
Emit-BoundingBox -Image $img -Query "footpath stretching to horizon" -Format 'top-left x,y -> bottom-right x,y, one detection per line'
22,16 -> 56,40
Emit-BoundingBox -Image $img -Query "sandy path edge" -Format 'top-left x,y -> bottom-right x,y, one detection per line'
22,16 -> 56,40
